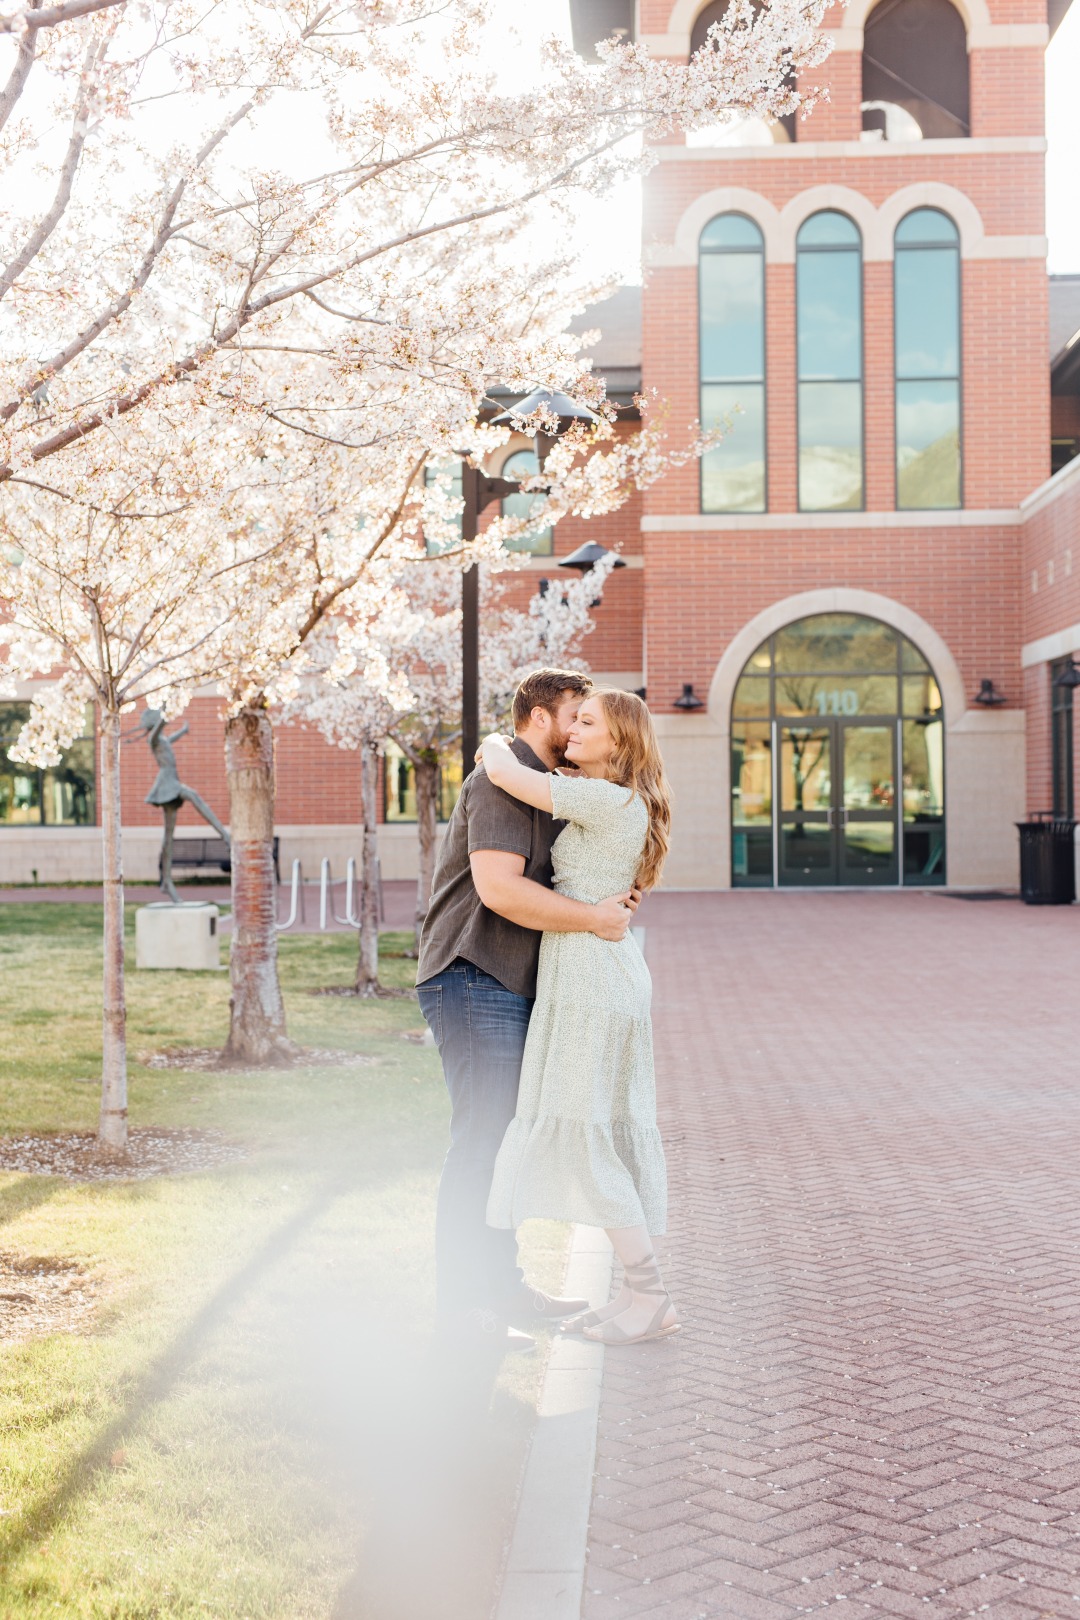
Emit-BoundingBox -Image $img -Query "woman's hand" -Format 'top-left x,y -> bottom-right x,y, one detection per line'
479,733 -> 554,813
476,732 -> 512,764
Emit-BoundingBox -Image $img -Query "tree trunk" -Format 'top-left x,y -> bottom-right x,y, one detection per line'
98,706 -> 128,1156
413,753 -> 438,954
223,703 -> 293,1064
356,737 -> 381,996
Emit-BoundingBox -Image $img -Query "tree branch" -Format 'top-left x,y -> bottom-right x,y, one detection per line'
0,95 -> 254,423
0,37 -> 96,302
0,0 -> 39,134
0,0 -> 126,34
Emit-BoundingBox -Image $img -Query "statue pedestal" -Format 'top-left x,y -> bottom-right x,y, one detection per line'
135,902 -> 221,971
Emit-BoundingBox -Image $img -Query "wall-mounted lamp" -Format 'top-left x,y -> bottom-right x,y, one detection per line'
1053,657 -> 1080,689
557,541 -> 625,607
557,541 -> 627,575
673,683 -> 705,711
973,678 -> 1006,707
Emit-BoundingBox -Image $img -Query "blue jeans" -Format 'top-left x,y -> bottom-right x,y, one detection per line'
417,960 -> 529,1315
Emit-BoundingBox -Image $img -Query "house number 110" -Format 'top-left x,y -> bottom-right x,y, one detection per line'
815,689 -> 859,716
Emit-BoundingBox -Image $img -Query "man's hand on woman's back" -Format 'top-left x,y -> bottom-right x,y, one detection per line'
592,893 -> 637,941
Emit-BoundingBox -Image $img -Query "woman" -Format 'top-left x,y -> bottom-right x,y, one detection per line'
482,689 -> 677,1347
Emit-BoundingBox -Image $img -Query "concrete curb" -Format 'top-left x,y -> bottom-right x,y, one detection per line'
494,1225 -> 614,1620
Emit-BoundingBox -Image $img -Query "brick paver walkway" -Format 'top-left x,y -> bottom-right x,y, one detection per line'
583,892 -> 1080,1620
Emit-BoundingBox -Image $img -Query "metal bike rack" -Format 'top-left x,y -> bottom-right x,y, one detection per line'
276,858 -> 305,930
319,856 -> 361,930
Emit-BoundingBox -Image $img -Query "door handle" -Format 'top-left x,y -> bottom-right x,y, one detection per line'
825,807 -> 834,829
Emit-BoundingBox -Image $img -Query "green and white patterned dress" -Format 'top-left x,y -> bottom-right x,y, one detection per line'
486,773 -> 668,1236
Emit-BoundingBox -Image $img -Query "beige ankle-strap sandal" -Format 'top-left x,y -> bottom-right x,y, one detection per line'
581,1255 -> 680,1347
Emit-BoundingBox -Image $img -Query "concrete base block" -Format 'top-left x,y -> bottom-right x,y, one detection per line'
135,903 -> 221,970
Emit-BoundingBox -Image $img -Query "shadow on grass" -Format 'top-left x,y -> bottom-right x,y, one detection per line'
1,1159 -> 525,1620
0,1176 -> 64,1235
0,1174 -> 350,1566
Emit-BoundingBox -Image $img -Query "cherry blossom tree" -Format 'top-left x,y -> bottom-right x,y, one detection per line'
0,413 -> 271,1153
295,545 -> 619,986
0,0 -> 829,493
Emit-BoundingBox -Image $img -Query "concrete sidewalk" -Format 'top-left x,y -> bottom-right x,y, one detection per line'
581,891 -> 1080,1620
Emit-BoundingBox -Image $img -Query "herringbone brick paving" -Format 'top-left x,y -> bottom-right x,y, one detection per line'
582,893 -> 1080,1620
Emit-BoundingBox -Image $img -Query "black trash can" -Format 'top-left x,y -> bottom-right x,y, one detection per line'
1016,813 -> 1077,905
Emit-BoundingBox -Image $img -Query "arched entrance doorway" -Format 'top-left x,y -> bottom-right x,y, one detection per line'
731,612 -> 945,887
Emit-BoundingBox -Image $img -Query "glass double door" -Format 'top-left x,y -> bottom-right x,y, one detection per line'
777,719 -> 898,886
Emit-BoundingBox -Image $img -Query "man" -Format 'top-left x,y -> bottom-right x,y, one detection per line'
416,668 -> 639,1353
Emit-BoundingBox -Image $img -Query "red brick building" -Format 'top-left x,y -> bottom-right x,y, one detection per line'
3,0 -> 1079,892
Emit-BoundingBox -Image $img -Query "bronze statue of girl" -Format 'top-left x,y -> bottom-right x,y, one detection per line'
134,710 -> 229,904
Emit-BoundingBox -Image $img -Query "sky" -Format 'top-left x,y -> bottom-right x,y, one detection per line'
1045,1 -> 1080,274
496,1 -> 1080,283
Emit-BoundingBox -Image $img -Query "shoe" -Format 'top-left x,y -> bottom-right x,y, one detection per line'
501,1283 -> 590,1329
581,1255 -> 680,1347
559,1306 -> 612,1337
438,1306 -> 536,1355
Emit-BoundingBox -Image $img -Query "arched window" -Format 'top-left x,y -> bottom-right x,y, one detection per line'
500,447 -> 553,555
422,458 -> 462,556
731,612 -> 945,888
796,211 -> 863,512
700,213 -> 766,513
862,0 -> 969,141
690,1 -> 795,142
894,208 -> 961,509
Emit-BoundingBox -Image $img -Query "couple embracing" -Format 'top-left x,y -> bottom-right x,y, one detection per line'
416,669 -> 678,1354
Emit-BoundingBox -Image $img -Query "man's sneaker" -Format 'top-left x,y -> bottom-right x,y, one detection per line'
501,1284 -> 590,1329
438,1306 -> 536,1355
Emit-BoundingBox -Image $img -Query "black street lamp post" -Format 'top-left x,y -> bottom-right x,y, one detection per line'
459,463 -> 522,772
459,389 -> 600,772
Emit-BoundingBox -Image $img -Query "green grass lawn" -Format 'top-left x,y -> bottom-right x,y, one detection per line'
0,905 -> 566,1619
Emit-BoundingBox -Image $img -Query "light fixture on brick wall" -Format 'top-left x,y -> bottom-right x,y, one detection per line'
1052,658 -> 1080,689
973,678 -> 1006,707
557,540 -> 627,575
673,683 -> 705,711
558,540 -> 626,607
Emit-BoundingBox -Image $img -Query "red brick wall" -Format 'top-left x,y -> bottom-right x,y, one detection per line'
644,525 -> 1023,718
970,49 -> 1045,138
635,7 -> 1049,742
644,155 -> 1045,245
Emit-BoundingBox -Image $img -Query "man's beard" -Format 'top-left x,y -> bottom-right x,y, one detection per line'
550,733 -> 580,770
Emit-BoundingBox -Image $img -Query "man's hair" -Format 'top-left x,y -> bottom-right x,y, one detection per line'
512,668 -> 593,731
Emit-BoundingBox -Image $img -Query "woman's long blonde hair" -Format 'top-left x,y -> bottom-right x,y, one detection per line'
593,688 -> 672,891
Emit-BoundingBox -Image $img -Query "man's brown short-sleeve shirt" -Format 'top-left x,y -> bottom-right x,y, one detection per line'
416,738 -> 558,999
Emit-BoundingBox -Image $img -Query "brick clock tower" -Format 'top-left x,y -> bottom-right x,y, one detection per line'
571,0 -> 1075,893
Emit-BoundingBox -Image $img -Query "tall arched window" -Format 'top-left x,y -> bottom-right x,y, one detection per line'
862,0 -> 969,141
797,211 -> 863,512
700,213 -> 766,513
500,447 -> 553,554
894,208 -> 961,509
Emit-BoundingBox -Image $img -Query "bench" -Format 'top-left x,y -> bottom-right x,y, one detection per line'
160,836 -> 281,883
